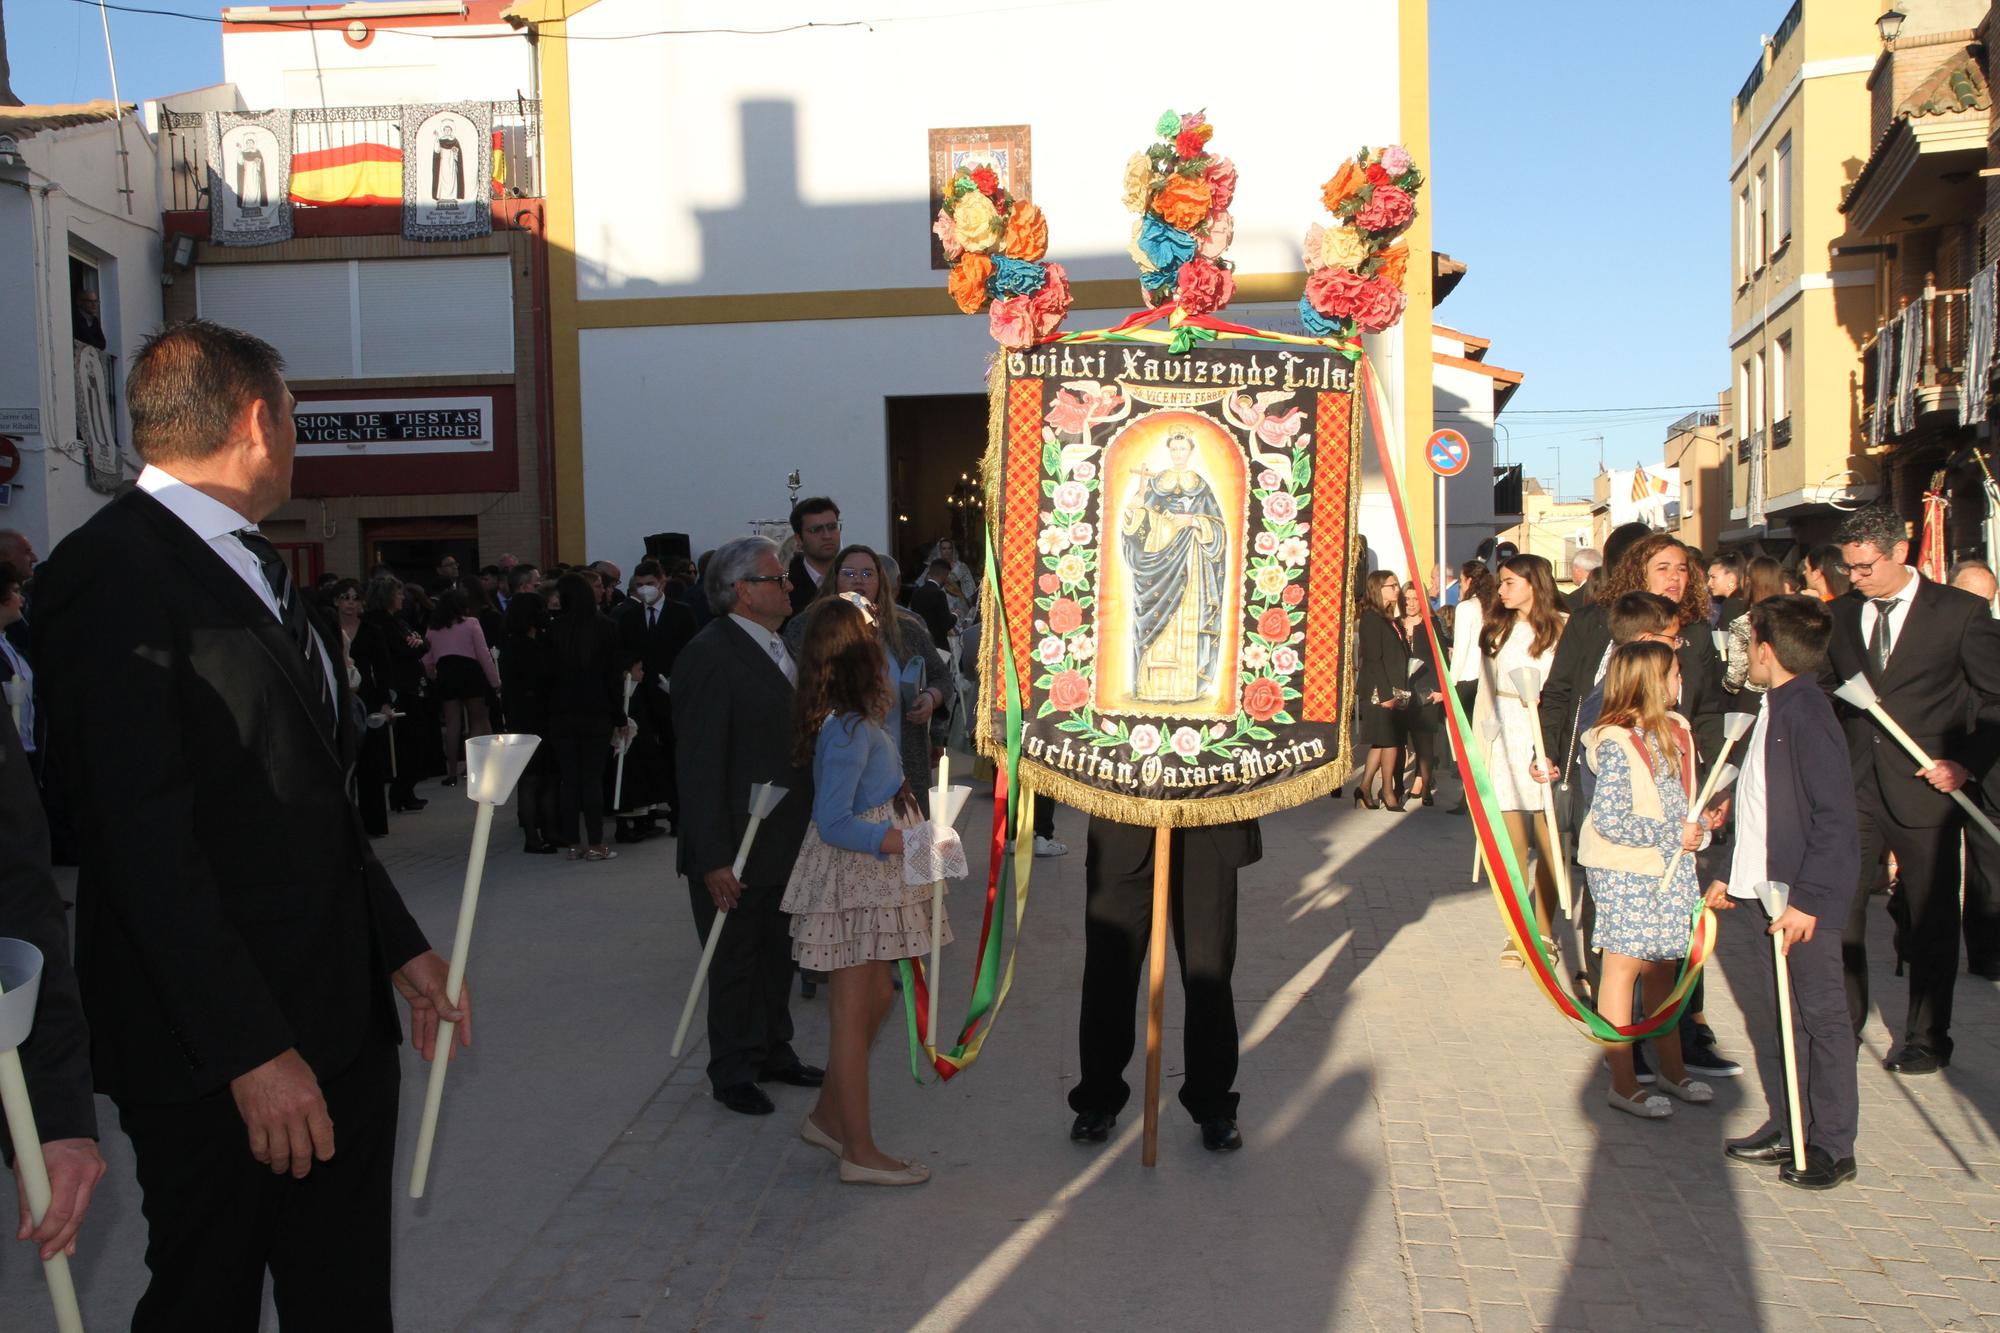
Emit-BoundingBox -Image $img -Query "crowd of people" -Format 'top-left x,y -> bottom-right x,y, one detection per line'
5,318 -> 2000,1327
1374,512 -> 2000,1191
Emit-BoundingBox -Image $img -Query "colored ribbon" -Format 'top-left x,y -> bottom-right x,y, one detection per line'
1041,302 -> 1362,356
895,522 -> 1037,1080
1356,355 -> 1711,1045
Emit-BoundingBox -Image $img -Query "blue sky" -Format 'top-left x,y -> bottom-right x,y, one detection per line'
11,0 -> 1787,497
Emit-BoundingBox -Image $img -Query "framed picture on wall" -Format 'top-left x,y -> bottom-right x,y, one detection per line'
928,124 -> 1031,270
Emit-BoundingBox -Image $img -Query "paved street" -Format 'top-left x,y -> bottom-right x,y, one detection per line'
6,757 -> 2000,1331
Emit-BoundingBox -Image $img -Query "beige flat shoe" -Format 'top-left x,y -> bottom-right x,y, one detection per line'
1657,1075 -> 1713,1105
799,1115 -> 842,1157
839,1157 -> 931,1186
1607,1087 -> 1672,1119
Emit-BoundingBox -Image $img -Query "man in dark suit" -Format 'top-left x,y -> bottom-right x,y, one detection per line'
672,536 -> 820,1116
614,558 -> 696,837
1068,817 -> 1261,1152
33,320 -> 467,1328
785,496 -> 842,617
0,709 -> 106,1263
1821,506 -> 2000,1074
907,558 -> 956,650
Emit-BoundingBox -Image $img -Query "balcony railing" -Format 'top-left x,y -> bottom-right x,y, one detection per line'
1667,409 -> 1720,438
1770,415 -> 1792,449
1860,277 -> 1972,442
1736,1 -> 1803,115
161,100 -> 543,213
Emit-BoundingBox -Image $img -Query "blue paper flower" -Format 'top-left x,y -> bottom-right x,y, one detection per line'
986,257 -> 1049,300
1298,296 -> 1345,338
1137,215 -> 1197,272
1142,265 -> 1180,292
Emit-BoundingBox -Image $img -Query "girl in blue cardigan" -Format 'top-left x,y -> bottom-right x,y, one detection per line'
782,595 -> 948,1186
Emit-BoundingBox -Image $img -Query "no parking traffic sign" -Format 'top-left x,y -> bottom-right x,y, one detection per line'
1426,428 -> 1470,477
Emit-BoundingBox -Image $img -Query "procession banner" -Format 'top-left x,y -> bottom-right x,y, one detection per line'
977,340 -> 1362,826
402,102 -> 493,241
207,109 -> 293,247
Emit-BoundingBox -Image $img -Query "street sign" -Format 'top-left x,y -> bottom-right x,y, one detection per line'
0,409 -> 38,436
0,436 -> 19,485
1426,428 -> 1470,477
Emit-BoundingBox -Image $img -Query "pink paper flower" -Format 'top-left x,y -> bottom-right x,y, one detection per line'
1204,157 -> 1238,212
1305,266 -> 1370,319
932,208 -> 963,262
1352,275 -> 1409,333
1355,185 -> 1414,233
1198,210 -> 1234,260
1026,261 -> 1073,341
1302,223 -> 1326,270
989,295 -> 1036,349
1380,145 -> 1413,177
1174,256 -> 1236,316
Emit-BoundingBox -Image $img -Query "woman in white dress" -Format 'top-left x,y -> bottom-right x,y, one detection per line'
1474,554 -> 1567,967
1447,561 -> 1494,722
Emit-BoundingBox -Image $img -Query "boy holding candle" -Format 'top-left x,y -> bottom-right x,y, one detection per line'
1708,595 -> 1861,1189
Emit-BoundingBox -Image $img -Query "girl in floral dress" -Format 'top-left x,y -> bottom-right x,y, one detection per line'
1576,640 -> 1713,1119
784,595 -> 950,1186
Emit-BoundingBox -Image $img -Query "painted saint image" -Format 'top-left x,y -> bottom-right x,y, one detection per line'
236,142 -> 267,211
1121,431 -> 1227,704
432,126 -> 465,203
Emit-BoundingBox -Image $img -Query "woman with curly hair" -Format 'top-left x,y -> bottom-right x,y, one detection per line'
1475,554 -> 1567,964
783,595 -> 948,1186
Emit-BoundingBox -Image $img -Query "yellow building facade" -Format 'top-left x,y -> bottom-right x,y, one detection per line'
1726,0 -> 1880,544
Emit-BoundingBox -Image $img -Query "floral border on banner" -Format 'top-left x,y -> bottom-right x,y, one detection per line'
1122,109 -> 1238,316
934,167 -> 1073,349
1298,145 -> 1424,339
1024,386 -> 1313,768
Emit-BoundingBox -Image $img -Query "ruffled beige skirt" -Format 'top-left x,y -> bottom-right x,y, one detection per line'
781,801 -> 952,971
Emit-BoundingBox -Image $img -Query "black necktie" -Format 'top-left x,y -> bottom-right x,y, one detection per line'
647,606 -> 657,630
1869,598 -> 1897,675
237,529 -> 334,730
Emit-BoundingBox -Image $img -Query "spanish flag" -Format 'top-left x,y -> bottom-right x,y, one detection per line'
290,124 -> 402,207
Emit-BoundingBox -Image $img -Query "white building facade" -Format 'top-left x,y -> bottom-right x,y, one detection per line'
509,0 -> 1437,573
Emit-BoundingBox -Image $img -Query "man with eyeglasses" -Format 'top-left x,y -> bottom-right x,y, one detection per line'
1822,506 -> 2000,1074
786,497 -> 842,617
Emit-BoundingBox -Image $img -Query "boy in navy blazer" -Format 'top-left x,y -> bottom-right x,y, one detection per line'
1709,596 -> 1861,1189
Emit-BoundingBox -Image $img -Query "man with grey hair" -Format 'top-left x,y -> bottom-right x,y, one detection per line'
1822,506 -> 2000,1074
672,537 -> 820,1115
1949,558 -> 1997,606
1565,548 -> 1602,614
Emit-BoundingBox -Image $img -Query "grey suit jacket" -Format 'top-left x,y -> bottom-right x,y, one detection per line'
671,617 -> 812,889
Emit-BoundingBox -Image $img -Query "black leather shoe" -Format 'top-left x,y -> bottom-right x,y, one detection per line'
391,796 -> 428,812
1724,1130 -> 1792,1164
1779,1146 -> 1857,1191
757,1062 -> 825,1088
1069,1111 -> 1114,1143
1884,1044 -> 1949,1075
1199,1118 -> 1242,1152
713,1083 -> 776,1115
1969,961 -> 2000,981
523,840 -> 558,855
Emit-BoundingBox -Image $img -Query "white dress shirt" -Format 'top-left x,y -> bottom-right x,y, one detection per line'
1857,566 -> 1922,661
730,613 -> 796,686
1727,695 -> 1771,900
0,633 -> 34,753
137,464 -> 339,703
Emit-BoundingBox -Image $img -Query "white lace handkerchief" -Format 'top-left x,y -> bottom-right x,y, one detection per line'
901,821 -> 968,886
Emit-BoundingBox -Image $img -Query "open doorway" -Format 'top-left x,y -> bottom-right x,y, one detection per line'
362,515 -> 480,588
886,393 -> 987,593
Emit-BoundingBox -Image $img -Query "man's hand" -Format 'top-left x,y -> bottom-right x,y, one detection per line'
229,1049 -> 334,1178
1703,881 -> 1736,911
905,690 -> 936,725
1680,821 -> 1704,852
1769,905 -> 1819,954
15,1138 -> 106,1261
703,866 -> 744,912
1706,792 -> 1733,829
393,950 -> 470,1063
1919,759 -> 1971,793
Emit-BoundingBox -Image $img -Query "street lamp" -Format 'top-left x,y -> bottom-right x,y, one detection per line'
1876,8 -> 1905,43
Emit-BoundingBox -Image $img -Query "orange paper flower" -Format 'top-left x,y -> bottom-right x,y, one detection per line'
1000,201 -> 1049,261
948,254 -> 994,314
1375,243 -> 1409,288
1151,174 -> 1213,231
1321,161 -> 1366,212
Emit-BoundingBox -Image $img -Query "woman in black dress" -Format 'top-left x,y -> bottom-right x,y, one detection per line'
1353,569 -> 1410,810
548,571 -> 624,861
1398,582 -> 1446,805
501,590 -> 560,853
334,579 -> 393,835
364,576 -> 430,811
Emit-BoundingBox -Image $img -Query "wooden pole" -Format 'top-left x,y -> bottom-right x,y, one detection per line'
0,1007 -> 85,1332
1142,825 -> 1172,1169
1773,936 -> 1808,1173
408,800 -> 493,1198
1517,692 -> 1572,920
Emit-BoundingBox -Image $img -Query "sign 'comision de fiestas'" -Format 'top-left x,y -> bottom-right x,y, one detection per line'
979,340 -> 1363,826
